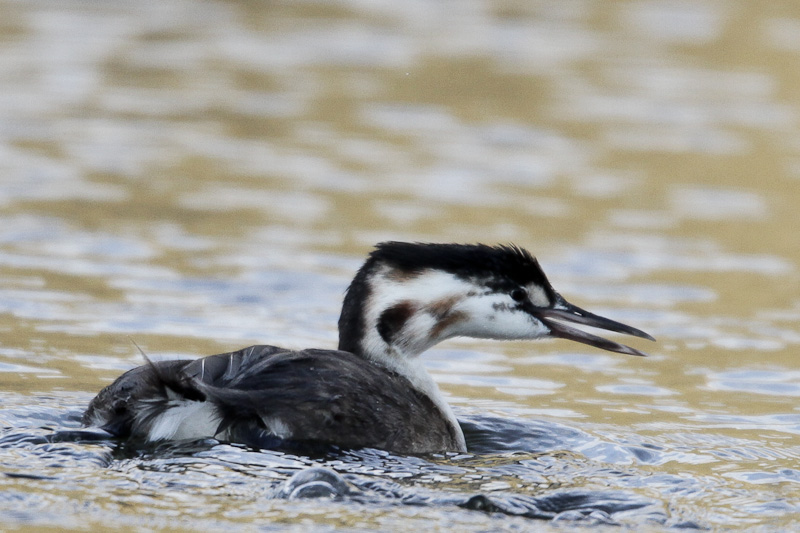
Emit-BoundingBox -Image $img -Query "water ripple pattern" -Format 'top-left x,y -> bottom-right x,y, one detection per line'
0,0 -> 799,530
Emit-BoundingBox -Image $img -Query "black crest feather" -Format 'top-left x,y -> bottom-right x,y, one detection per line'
369,242 -> 551,288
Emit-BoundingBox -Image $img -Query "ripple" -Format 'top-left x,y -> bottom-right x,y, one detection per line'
516,351 -> 625,372
0,362 -> 60,375
725,468 -> 800,485
688,412 -> 800,436
179,187 -> 331,222
700,369 -> 800,397
577,233 -> 793,276
624,1 -> 723,44
670,186 -> 768,221
596,382 -> 677,397
435,373 -> 563,396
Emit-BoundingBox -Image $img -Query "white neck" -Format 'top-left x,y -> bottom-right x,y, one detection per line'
371,353 -> 466,451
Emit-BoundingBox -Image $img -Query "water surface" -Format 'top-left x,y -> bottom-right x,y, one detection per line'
1,0 -> 799,530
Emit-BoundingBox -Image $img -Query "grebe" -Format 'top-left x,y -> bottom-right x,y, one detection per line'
83,242 -> 654,454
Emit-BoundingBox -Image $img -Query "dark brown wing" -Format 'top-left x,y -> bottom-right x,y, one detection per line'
83,345 -> 461,454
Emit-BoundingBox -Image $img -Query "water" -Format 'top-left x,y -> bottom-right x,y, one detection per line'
1,0 -> 799,530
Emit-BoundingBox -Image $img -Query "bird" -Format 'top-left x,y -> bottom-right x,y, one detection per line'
82,242 -> 654,454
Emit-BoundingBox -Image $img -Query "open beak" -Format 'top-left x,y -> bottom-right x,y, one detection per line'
529,297 -> 655,357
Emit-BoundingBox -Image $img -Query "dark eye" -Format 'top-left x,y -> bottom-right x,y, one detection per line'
510,288 -> 527,302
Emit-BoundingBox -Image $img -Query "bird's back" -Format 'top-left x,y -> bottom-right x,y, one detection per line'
83,345 -> 462,454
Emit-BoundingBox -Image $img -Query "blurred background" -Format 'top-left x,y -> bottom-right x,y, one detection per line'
1,0 -> 799,530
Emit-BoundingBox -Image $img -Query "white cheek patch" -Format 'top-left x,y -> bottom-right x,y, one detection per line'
453,293 -> 550,340
363,268 -> 478,356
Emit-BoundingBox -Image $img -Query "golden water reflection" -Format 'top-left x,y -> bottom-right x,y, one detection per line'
0,0 -> 799,529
